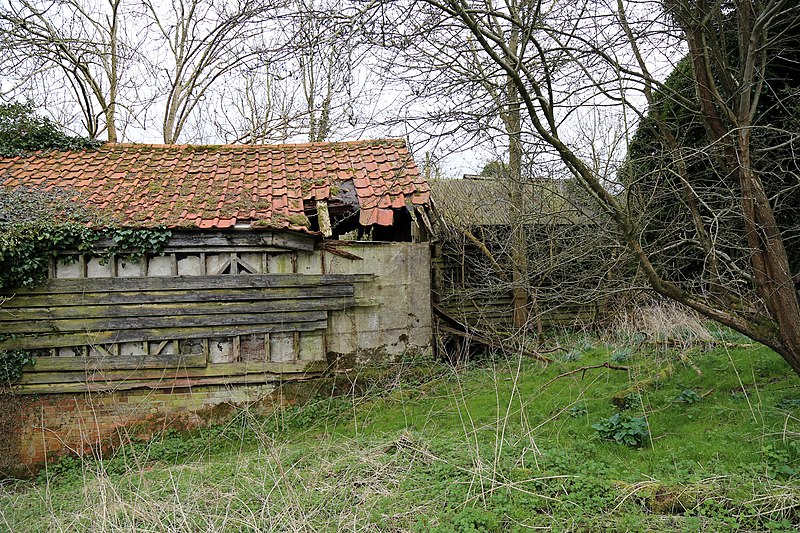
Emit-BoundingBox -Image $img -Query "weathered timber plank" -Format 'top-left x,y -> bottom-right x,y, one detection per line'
269,233 -> 317,251
22,353 -> 207,372
0,285 -> 354,308
1,273 -> 373,296
0,319 -> 328,351
2,309 -> 327,335
439,303 -> 595,315
11,371 -> 323,395
444,308 -> 596,317
91,231 -> 316,252
438,298 -> 513,306
165,232 -> 286,248
18,360 -> 327,384
445,315 -> 596,324
160,246 -> 290,253
0,297 -> 355,322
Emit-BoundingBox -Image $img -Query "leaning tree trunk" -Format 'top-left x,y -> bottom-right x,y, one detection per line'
685,20 -> 800,374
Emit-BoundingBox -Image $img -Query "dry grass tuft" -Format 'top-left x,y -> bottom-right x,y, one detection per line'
609,299 -> 714,348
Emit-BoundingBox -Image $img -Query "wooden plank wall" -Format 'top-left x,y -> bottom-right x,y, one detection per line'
1,273 -> 370,393
431,251 -> 599,330
0,274 -> 365,351
0,230 -> 373,393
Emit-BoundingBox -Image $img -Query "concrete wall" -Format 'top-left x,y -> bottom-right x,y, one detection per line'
324,242 -> 433,364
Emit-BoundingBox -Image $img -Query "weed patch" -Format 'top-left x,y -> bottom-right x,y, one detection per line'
592,413 -> 650,447
2,337 -> 799,531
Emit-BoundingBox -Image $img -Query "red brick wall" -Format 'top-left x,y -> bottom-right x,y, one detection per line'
1,384 -> 282,478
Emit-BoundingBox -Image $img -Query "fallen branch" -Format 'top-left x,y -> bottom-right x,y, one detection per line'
542,362 -> 631,388
318,241 -> 363,260
641,338 -> 755,349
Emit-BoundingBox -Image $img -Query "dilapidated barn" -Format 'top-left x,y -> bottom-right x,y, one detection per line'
0,139 -> 433,474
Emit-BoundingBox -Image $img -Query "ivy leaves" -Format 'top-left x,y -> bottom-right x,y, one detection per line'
0,187 -> 171,289
0,220 -> 96,288
0,224 -> 173,289
1,186 -> 95,288
0,102 -> 101,157
0,349 -> 34,386
0,104 -> 107,289
108,228 -> 172,264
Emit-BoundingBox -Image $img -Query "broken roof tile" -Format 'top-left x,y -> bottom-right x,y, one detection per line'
411,190 -> 431,205
359,207 -> 375,226
376,208 -> 394,226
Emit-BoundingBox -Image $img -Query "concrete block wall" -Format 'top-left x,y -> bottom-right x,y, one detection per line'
325,242 -> 433,363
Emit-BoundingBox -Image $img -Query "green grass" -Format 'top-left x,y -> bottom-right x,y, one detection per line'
1,335 -> 799,531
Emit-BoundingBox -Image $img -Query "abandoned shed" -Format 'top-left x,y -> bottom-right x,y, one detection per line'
430,176 -> 604,334
0,139 -> 433,474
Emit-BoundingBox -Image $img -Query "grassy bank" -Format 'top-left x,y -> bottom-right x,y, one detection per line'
1,332 -> 799,531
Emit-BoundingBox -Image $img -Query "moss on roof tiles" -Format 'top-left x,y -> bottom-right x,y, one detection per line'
2,140 -> 428,229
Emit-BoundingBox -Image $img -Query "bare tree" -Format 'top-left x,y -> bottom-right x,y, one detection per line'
211,66 -> 297,143
142,0 -> 278,144
391,0 -> 800,372
371,0 -> 546,327
292,0 -> 357,142
0,0 -> 137,142
213,0 -> 367,145
0,0 -> 375,146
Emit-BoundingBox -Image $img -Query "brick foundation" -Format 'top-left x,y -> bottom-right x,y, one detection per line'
0,383 -> 288,478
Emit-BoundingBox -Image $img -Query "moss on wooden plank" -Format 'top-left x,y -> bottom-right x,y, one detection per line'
22,353 -> 208,372
0,319 -> 328,350
0,285 -> 354,309
11,370 -> 324,394
3,309 -> 328,335
0,297 -> 355,322
1,274 -> 373,296
17,360 -> 327,384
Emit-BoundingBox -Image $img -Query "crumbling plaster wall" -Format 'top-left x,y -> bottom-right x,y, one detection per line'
324,242 -> 433,363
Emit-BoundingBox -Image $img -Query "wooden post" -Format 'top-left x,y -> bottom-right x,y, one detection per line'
317,199 -> 333,237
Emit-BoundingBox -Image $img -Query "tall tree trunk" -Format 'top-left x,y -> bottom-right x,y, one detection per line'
686,20 -> 800,373
738,134 -> 800,373
505,25 -> 528,329
106,0 -> 119,143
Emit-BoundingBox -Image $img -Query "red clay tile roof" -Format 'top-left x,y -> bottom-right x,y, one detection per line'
0,139 -> 430,231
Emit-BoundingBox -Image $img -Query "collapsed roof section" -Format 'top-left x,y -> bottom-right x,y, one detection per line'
430,176 -> 595,229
